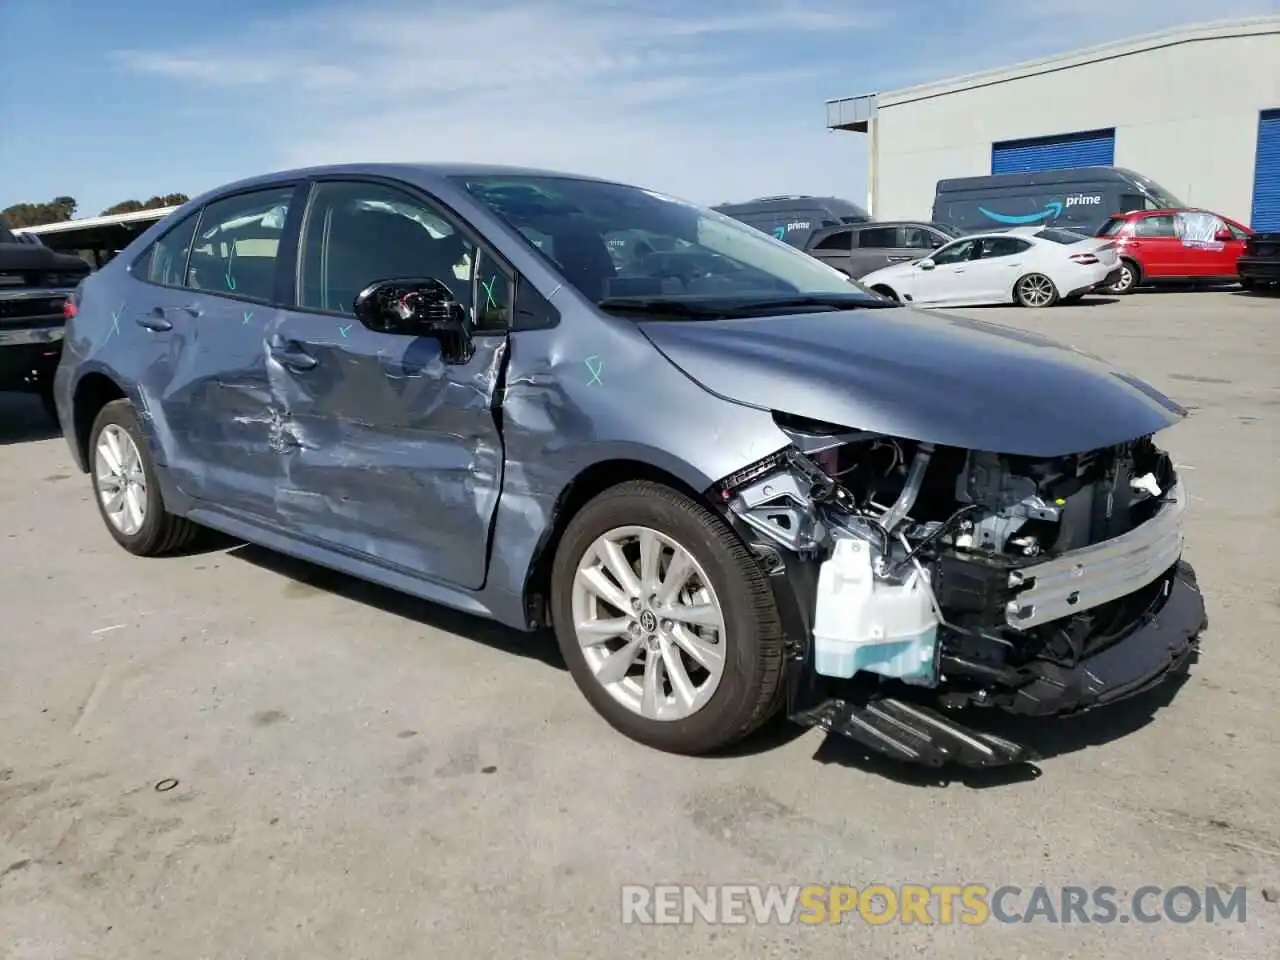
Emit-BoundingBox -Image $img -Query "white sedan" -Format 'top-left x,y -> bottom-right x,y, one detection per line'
858,226 -> 1121,308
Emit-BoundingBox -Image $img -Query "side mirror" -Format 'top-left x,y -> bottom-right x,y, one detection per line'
930,237 -> 944,248
1214,228 -> 1232,242
918,259 -> 936,270
353,278 -> 472,361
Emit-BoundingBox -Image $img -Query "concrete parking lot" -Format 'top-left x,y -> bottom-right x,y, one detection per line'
2,288 -> 1277,959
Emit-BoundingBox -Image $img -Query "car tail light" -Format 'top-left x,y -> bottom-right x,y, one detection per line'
1070,253 -> 1100,265
62,298 -> 77,319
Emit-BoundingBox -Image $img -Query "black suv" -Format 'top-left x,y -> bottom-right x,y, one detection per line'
0,216 -> 92,418
806,221 -> 959,278
1237,232 -> 1280,292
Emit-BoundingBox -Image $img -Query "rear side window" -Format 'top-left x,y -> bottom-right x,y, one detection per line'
186,187 -> 294,302
975,237 -> 1030,258
858,227 -> 901,248
813,229 -> 853,251
133,212 -> 199,287
1097,218 -> 1128,237
1134,215 -> 1177,238
1117,194 -> 1147,213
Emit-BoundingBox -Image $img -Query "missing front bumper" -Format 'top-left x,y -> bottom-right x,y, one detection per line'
788,561 -> 1205,768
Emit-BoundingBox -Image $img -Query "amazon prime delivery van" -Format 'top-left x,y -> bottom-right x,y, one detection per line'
713,195 -> 872,248
932,167 -> 1184,235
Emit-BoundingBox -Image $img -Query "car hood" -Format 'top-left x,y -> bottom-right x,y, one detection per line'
636,307 -> 1185,458
860,261 -> 917,284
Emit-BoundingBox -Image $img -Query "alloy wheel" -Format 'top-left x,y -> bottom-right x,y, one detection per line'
1017,274 -> 1056,307
570,525 -> 726,721
94,424 -> 148,536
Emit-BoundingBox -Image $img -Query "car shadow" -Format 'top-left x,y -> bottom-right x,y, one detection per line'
0,392 -> 59,445
778,654 -> 1196,789
1134,283 -> 1240,294
225,541 -> 567,671
1232,288 -> 1279,298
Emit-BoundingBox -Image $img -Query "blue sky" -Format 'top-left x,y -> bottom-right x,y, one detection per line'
3,0 -> 1278,217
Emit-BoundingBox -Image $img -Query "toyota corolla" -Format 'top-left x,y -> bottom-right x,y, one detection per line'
53,163 -> 1205,768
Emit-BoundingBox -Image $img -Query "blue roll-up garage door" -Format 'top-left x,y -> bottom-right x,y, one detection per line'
991,128 -> 1116,174
1250,109 -> 1280,231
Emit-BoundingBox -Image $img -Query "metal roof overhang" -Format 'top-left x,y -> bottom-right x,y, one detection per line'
825,93 -> 877,132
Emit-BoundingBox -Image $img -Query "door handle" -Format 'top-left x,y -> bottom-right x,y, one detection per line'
136,308 -> 173,332
887,256 -> 912,262
269,342 -> 318,371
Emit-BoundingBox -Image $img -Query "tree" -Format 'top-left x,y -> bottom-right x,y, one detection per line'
1,196 -> 77,228
100,193 -> 190,217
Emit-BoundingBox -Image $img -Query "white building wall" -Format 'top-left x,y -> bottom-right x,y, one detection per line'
870,28 -> 1280,224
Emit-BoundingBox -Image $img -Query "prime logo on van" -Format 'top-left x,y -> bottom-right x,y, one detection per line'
978,194 -> 1105,225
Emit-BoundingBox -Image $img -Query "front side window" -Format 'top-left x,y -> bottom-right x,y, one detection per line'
454,176 -> 874,309
185,187 -> 294,301
931,238 -> 976,265
297,181 -> 476,318
902,227 -> 938,249
133,212 -> 199,287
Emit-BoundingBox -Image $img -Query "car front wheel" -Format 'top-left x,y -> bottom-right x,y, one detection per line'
550,480 -> 786,755
88,399 -> 200,555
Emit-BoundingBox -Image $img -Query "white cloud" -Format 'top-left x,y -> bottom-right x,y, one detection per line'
113,0 -> 877,206
112,0 -> 1280,208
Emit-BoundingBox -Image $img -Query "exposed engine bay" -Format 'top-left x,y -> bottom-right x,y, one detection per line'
711,412 -> 1205,768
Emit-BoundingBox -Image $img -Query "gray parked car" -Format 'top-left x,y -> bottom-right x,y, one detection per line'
55,163 -> 1205,770
806,221 -> 960,278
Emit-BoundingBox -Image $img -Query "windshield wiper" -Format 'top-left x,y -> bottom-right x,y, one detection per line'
596,293 -> 892,319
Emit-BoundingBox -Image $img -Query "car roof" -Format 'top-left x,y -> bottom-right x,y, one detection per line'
189,162 -> 634,204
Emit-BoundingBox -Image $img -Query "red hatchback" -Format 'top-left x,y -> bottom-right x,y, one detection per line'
1096,208 -> 1252,294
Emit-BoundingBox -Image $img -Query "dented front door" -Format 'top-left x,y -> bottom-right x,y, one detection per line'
262,309 -> 506,591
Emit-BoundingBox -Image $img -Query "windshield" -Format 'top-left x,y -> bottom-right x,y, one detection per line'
453,176 -> 878,312
1132,174 -> 1184,209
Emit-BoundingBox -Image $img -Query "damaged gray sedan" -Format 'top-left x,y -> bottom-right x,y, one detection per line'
52,163 -> 1206,768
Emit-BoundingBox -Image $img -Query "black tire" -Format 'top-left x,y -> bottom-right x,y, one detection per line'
88,399 -> 200,556
1108,259 -> 1139,295
550,480 -> 786,755
871,284 -> 899,302
1013,273 -> 1059,308
1239,277 -> 1256,291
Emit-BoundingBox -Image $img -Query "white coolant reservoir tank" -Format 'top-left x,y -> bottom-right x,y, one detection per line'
811,536 -> 940,684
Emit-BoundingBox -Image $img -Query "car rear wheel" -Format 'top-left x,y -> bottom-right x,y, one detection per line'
550,480 -> 786,755
1108,259 -> 1139,295
1239,277 -> 1256,290
1014,273 -> 1059,308
89,399 -> 200,556
871,284 -> 899,301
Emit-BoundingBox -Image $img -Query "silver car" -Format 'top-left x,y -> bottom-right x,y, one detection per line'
53,163 -> 1205,770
